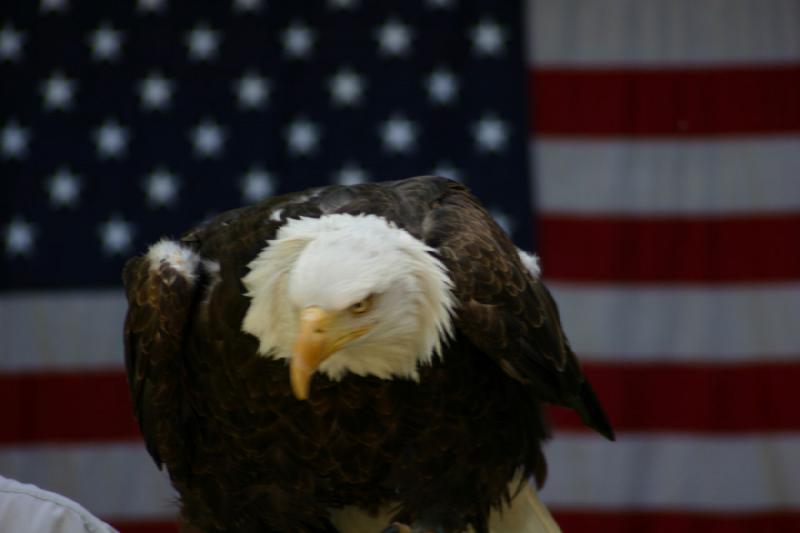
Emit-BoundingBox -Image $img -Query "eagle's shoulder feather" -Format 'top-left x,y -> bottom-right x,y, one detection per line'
122,246 -> 203,469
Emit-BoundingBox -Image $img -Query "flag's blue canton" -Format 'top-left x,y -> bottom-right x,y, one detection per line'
1,0 -> 530,289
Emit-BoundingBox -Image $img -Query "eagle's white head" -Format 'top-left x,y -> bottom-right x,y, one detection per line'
241,213 -> 456,399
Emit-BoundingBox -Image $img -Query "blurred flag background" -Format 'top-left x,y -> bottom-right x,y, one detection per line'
2,1 -> 799,532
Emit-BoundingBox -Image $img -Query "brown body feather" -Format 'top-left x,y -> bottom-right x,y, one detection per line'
123,176 -> 613,533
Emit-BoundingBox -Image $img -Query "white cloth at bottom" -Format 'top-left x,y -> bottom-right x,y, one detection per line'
0,475 -> 117,533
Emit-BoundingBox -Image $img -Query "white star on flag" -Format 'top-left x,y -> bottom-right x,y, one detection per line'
47,167 -> 82,208
40,0 -> 69,12
89,23 -> 123,61
191,119 -> 226,157
144,168 -> 180,208
426,0 -> 455,8
98,215 -> 134,255
329,69 -> 365,106
334,163 -> 368,186
472,114 -> 508,152
282,22 -> 315,59
186,24 -> 220,61
376,19 -> 413,56
41,72 -> 76,111
470,19 -> 505,56
0,24 -> 24,61
137,0 -> 166,13
285,118 -> 320,156
431,161 -> 461,181
138,72 -> 174,111
1,120 -> 31,159
4,217 -> 36,257
490,209 -> 515,236
233,0 -> 263,13
235,72 -> 271,110
426,68 -> 459,105
380,115 -> 418,153
329,0 -> 358,9
240,166 -> 275,203
93,119 -> 130,159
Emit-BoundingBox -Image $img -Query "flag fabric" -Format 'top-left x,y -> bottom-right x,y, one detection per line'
2,1 -> 799,532
528,0 -> 800,531
0,0 -> 530,289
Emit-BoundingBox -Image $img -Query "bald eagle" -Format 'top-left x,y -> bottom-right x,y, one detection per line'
123,176 -> 613,533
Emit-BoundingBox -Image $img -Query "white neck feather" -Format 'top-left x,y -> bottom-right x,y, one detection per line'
241,214 -> 456,381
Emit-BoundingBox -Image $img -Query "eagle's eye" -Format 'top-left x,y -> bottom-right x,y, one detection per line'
349,295 -> 373,315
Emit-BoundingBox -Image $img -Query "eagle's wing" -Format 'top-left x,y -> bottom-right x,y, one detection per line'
426,181 -> 614,440
122,249 -> 202,468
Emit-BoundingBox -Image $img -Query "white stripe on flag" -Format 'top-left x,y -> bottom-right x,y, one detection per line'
4,284 -> 799,370
549,283 -> 800,361
541,432 -> 800,511
533,138 -> 800,214
0,291 -> 127,371
0,442 -> 177,520
528,0 -> 800,65
2,435 -> 798,518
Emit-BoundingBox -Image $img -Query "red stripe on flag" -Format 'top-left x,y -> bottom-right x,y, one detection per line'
109,521 -> 178,533
530,65 -> 800,136
549,362 -> 800,433
551,510 -> 800,533
110,513 -> 800,533
0,370 -> 140,444
4,361 -> 800,444
537,213 -> 800,282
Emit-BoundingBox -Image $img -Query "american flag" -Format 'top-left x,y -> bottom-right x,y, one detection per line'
2,0 -> 799,532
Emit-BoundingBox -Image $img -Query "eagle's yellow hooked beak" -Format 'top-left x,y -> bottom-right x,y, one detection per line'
291,306 -> 334,401
290,305 -> 373,400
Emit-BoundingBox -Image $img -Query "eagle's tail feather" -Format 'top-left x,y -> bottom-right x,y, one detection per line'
488,482 -> 562,533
